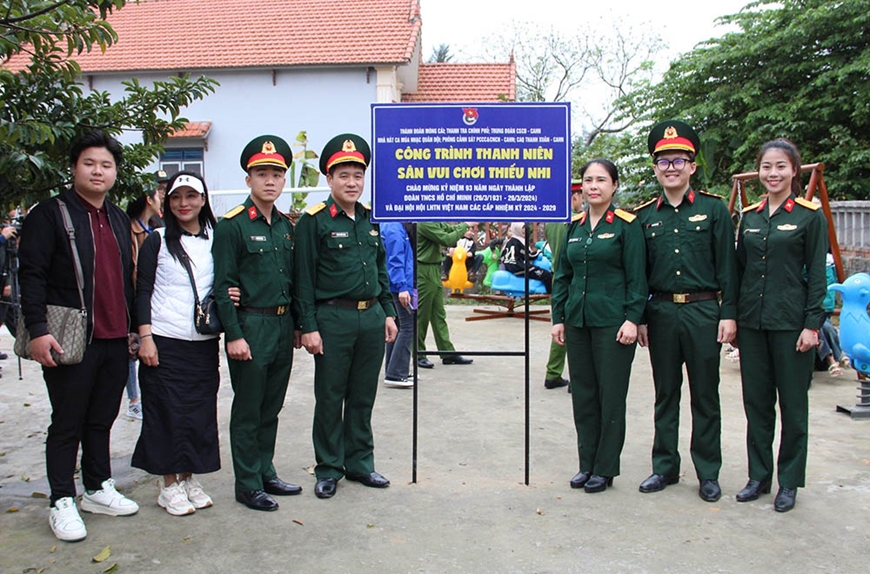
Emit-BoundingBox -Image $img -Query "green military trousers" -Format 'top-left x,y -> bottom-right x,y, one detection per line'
312,303 -> 386,480
646,299 -> 722,480
545,339 -> 567,381
737,327 -> 812,489
566,324 -> 635,477
416,263 -> 456,357
228,311 -> 295,492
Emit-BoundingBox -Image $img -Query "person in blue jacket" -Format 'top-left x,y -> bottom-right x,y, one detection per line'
381,222 -> 416,388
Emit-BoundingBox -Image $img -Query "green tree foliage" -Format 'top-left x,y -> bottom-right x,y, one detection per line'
0,1 -> 218,207
428,43 -> 454,63
637,0 -> 870,201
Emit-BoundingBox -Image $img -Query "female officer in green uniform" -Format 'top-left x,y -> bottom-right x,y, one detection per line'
735,139 -> 827,512
551,159 -> 647,493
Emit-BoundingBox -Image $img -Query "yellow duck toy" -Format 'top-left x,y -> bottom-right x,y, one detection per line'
443,245 -> 475,292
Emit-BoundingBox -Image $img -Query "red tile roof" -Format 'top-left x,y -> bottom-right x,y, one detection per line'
6,0 -> 422,72
169,121 -> 211,139
402,62 -> 516,102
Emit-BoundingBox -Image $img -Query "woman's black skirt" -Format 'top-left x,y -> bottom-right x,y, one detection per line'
132,335 -> 221,475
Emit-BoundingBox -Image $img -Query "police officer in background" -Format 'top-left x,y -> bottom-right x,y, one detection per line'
294,134 -> 398,499
635,121 -> 738,503
213,135 -> 302,511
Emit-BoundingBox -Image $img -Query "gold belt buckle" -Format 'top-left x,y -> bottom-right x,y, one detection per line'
673,293 -> 688,304
276,305 -> 287,315
357,300 -> 369,310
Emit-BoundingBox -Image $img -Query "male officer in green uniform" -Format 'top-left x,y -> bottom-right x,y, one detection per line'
294,133 -> 398,499
635,120 -> 738,503
542,180 -> 583,390
214,135 -> 302,511
416,222 -> 476,368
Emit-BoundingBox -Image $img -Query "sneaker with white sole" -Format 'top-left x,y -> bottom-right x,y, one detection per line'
49,497 -> 87,542
126,402 -> 143,420
182,477 -> 213,509
81,478 -> 139,516
158,481 -> 196,516
384,376 -> 415,388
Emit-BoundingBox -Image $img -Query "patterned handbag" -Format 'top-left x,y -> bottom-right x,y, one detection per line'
14,199 -> 89,365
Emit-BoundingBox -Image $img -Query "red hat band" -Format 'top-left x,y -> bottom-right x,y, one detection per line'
247,140 -> 288,170
654,136 -> 695,155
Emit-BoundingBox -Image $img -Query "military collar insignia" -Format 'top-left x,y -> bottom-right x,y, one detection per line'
784,197 -> 795,212
329,203 -> 338,218
605,210 -> 615,224
248,206 -> 258,220
756,199 -> 768,213
656,196 -> 664,210
687,189 -> 695,204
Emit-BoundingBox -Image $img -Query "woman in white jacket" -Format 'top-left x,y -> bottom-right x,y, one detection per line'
132,171 -> 220,516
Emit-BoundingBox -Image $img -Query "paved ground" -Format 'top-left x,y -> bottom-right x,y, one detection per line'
1,306 -> 868,573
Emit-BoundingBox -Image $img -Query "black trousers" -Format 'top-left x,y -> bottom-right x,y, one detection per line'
43,338 -> 128,504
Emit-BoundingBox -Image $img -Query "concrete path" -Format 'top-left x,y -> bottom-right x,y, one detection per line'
1,307 -> 868,573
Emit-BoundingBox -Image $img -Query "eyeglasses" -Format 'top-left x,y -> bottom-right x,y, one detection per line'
654,158 -> 690,171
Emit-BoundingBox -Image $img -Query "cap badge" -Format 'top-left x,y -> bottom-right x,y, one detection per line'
664,126 -> 678,139
261,141 -> 277,155
342,140 -> 357,153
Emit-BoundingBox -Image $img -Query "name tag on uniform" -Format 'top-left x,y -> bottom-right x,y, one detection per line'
646,221 -> 662,228
688,214 -> 708,222
744,228 -> 761,234
250,235 -> 267,242
331,231 -> 349,238
568,237 -> 582,243
777,224 -> 798,231
597,233 -> 615,239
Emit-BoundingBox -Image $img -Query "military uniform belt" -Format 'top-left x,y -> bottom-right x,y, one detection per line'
239,305 -> 289,316
650,291 -> 719,304
319,298 -> 377,310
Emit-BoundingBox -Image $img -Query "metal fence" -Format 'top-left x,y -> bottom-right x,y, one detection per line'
831,201 -> 870,249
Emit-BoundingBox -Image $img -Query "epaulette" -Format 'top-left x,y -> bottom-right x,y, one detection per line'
278,210 -> 292,220
571,212 -> 584,222
633,197 -> 657,212
222,205 -> 245,219
742,201 -> 763,213
698,190 -> 725,200
305,202 -> 326,216
795,197 -> 820,211
363,203 -> 372,211
614,208 -> 636,223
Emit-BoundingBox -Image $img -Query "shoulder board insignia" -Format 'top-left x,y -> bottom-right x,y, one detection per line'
742,201 -> 763,213
795,197 -> 820,211
571,213 -> 584,222
633,197 -> 657,212
279,210 -> 292,220
305,202 -> 327,216
222,205 -> 245,219
363,203 -> 372,211
614,209 -> 636,223
698,190 -> 725,200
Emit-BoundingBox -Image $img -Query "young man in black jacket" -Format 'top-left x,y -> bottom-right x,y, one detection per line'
19,130 -> 139,542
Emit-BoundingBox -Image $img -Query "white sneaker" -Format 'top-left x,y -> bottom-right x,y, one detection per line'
182,477 -> 213,509
384,376 -> 415,388
49,497 -> 87,542
126,402 -> 143,420
158,481 -> 196,516
81,478 -> 139,516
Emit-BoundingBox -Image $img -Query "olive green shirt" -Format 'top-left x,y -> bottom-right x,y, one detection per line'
213,197 -> 296,342
635,189 -> 738,320
544,221 -> 567,274
417,222 -> 469,264
293,196 -> 396,334
552,206 -> 648,328
736,194 -> 828,330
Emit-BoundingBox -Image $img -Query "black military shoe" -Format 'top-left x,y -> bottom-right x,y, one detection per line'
314,478 -> 338,499
235,489 -> 278,511
570,470 -> 591,489
263,477 -> 303,496
736,478 -> 771,502
699,479 -> 722,502
346,471 -> 390,488
638,473 -> 679,493
774,487 -> 797,512
442,355 -> 473,365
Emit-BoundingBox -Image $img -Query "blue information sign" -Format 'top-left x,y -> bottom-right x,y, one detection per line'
371,103 -> 571,222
